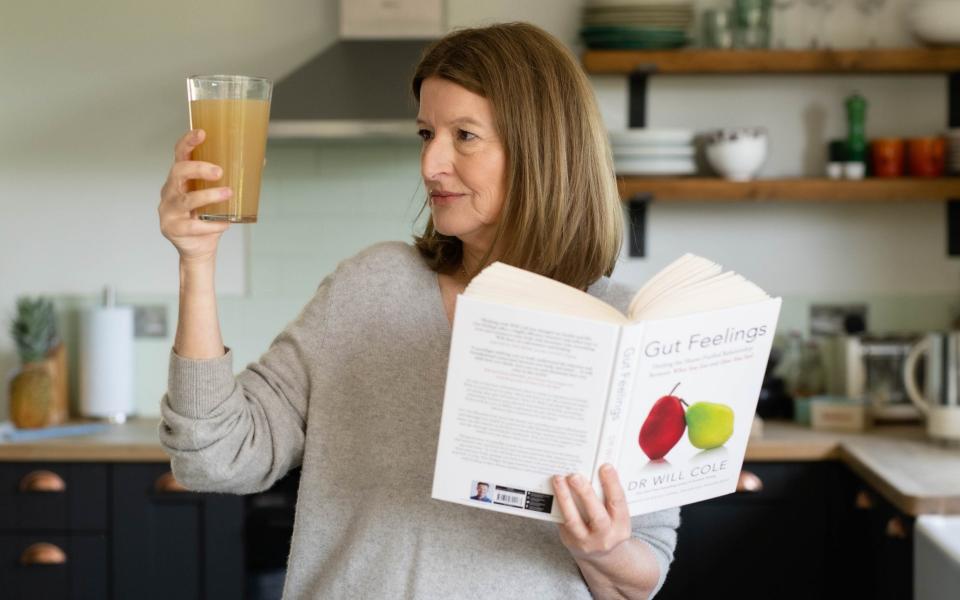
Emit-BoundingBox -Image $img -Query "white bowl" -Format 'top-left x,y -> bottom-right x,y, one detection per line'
704,128 -> 768,181
909,0 -> 960,46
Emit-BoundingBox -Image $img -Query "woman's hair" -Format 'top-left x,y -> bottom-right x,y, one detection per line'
411,22 -> 622,291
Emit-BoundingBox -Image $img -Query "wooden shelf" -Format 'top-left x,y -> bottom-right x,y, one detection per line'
617,177 -> 960,201
584,48 -> 960,75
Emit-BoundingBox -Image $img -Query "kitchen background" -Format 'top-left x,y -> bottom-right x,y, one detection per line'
2,0 -> 958,422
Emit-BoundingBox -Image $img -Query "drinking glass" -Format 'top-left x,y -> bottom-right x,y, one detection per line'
187,75 -> 273,223
770,0 -> 798,48
853,0 -> 887,48
734,0 -> 772,49
804,0 -> 839,49
703,8 -> 736,48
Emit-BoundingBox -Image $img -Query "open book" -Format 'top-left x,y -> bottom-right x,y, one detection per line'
431,254 -> 782,522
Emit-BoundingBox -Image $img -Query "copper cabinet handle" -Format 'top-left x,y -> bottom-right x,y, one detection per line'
886,516 -> 908,539
18,470 -> 66,493
20,542 -> 67,565
736,470 -> 764,493
154,471 -> 189,493
855,490 -> 874,510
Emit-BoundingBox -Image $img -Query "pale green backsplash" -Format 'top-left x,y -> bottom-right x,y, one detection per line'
49,142 -> 960,418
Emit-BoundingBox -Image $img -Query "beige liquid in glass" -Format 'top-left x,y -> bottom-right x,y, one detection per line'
189,98 -> 270,222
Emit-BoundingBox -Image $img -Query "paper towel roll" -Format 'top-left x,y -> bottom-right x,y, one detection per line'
79,305 -> 134,421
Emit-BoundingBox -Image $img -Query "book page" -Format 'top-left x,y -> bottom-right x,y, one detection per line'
615,298 -> 782,516
628,254 -> 768,321
465,262 -> 627,323
431,295 -> 621,523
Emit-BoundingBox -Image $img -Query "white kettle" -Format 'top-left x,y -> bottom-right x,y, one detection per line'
902,332 -> 960,442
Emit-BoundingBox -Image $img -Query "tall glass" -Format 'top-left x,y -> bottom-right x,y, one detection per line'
733,0 -> 772,49
186,75 -> 272,223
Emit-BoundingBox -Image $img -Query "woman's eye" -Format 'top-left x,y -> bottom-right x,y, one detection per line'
417,129 -> 432,141
457,129 -> 477,142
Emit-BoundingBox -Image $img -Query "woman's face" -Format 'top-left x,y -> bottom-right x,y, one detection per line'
417,77 -> 507,253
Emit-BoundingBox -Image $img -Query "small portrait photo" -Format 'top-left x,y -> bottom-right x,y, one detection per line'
469,480 -> 492,503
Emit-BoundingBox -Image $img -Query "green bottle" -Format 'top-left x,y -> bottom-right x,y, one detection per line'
845,93 -> 868,166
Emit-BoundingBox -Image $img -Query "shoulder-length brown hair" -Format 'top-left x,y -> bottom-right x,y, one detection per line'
411,22 -> 622,291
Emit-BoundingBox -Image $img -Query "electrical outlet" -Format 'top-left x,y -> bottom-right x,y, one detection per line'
810,304 -> 868,337
134,305 -> 168,338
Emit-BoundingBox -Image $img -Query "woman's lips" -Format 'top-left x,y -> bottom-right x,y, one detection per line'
430,193 -> 464,206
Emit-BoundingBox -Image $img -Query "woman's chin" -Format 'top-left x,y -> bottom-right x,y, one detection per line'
435,227 -> 463,240
431,218 -> 465,239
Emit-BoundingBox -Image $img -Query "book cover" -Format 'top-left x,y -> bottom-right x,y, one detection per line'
431,255 -> 782,522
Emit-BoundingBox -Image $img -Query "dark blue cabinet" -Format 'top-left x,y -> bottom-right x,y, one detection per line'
656,462 -> 913,600
0,464 -> 108,599
0,462 -> 244,600
0,459 -> 914,599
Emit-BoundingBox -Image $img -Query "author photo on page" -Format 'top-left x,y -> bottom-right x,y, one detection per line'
470,481 -> 493,503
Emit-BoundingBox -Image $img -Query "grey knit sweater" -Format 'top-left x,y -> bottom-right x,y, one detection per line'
159,241 -> 679,599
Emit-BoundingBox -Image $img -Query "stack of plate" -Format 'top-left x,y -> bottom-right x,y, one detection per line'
947,129 -> 960,175
609,129 -> 697,175
581,0 -> 694,49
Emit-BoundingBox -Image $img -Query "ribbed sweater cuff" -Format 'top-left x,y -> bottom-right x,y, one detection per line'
167,346 -> 236,418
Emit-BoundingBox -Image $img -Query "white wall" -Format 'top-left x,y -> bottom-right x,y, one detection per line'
0,0 -> 339,298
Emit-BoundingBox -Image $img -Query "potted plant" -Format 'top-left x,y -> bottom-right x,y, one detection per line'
7,296 -> 68,428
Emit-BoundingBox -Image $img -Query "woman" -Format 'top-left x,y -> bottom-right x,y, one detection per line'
158,22 -> 679,599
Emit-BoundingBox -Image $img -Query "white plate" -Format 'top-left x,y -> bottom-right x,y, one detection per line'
613,145 -> 695,158
609,128 -> 696,146
583,18 -> 693,28
584,8 -> 694,17
587,0 -> 693,8
614,157 -> 697,175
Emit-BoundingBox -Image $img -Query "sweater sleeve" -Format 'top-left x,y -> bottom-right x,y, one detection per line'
158,273 -> 334,494
631,507 -> 680,598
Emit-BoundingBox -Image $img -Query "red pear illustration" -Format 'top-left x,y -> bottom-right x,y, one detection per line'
639,383 -> 688,460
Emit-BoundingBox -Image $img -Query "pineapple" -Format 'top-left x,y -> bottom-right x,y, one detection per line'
7,296 -> 61,428
9,364 -> 53,428
10,297 -> 60,363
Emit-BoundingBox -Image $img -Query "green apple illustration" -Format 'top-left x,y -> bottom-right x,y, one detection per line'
685,402 -> 734,450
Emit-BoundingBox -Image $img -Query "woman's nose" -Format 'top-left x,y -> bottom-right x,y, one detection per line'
421,136 -> 452,181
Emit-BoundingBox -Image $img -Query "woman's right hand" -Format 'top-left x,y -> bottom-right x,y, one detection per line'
158,129 -> 233,264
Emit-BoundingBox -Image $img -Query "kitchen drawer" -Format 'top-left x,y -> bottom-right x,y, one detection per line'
0,464 -> 107,531
0,533 -> 108,599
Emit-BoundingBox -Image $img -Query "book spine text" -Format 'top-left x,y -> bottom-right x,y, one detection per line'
591,324 -> 645,488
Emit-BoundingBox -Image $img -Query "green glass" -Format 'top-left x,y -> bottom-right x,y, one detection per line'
702,9 -> 735,49
733,0 -> 772,49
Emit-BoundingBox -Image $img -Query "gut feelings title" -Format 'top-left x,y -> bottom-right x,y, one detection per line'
644,324 -> 769,358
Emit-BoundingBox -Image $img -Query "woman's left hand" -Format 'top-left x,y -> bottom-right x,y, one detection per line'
552,463 -> 631,561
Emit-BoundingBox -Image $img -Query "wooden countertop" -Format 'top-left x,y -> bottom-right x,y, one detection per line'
747,421 -> 960,516
1,418 -> 958,516
0,419 -> 169,462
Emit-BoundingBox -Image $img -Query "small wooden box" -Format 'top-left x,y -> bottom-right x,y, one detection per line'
810,397 -> 872,432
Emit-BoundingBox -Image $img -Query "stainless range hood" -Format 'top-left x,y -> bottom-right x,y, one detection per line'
269,0 -> 444,140
268,40 -> 434,139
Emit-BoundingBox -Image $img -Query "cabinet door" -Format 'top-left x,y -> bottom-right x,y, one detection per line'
656,462 -> 833,600
834,468 -> 913,600
112,463 -> 244,600
0,534 -> 107,599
